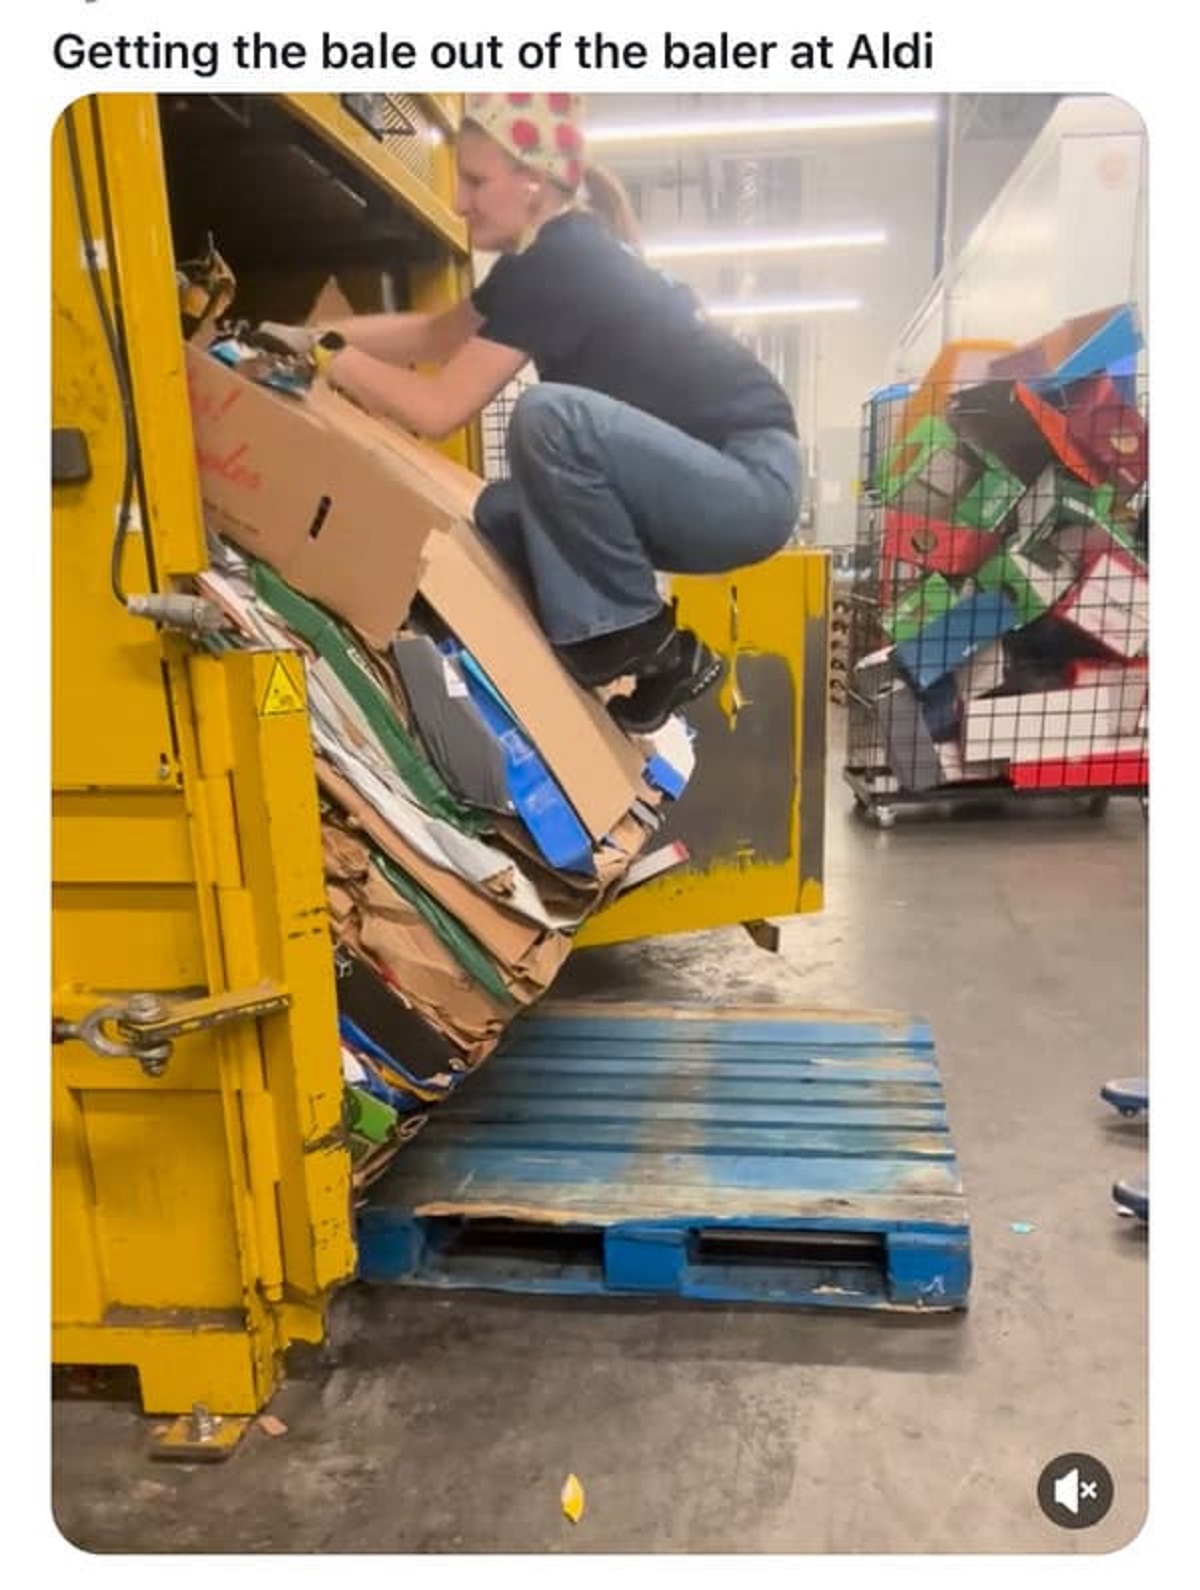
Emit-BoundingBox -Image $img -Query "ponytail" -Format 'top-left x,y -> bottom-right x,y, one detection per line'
582,162 -> 642,252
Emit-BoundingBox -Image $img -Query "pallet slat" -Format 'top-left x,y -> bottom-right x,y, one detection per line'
357,1006 -> 971,1311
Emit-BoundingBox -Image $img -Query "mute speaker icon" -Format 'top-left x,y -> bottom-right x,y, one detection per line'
1053,1468 -> 1081,1514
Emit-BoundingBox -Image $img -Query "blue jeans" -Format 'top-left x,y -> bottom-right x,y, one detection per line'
474,383 -> 801,646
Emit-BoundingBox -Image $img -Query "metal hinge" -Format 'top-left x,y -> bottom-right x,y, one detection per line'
51,985 -> 291,1077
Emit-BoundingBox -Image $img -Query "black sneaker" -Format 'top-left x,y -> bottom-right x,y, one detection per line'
608,631 -> 726,735
556,606 -> 679,688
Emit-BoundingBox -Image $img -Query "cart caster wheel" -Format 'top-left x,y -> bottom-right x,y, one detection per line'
874,805 -> 897,830
1101,1078 -> 1148,1117
1085,795 -> 1110,817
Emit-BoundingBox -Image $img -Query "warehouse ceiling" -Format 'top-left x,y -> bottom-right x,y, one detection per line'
590,92 -> 1063,380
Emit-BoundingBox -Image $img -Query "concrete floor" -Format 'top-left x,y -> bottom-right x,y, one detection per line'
51,718 -> 1148,1555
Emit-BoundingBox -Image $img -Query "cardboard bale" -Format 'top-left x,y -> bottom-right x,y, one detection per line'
185,347 -> 648,843
185,344 -> 447,646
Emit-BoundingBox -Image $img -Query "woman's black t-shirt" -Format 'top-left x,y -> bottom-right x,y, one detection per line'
471,211 -> 797,448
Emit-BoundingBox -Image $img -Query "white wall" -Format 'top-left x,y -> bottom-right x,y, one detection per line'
891,96 -> 1147,381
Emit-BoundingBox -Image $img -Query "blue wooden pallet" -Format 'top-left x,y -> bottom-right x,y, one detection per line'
356,1003 -> 971,1311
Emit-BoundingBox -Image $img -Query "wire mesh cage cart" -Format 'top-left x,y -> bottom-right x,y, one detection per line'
845,314 -> 1148,828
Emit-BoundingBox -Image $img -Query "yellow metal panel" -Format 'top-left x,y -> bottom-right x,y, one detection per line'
52,1087 -> 106,1326
52,102 -> 178,790
578,549 -> 828,945
79,1091 -> 245,1310
52,1324 -> 268,1417
51,96 -> 355,1415
280,94 -> 468,253
52,792 -> 195,886
90,97 -> 210,581
53,885 -> 209,991
191,651 -> 356,1297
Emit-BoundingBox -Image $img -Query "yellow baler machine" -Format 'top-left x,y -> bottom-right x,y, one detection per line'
51,92 -> 831,1416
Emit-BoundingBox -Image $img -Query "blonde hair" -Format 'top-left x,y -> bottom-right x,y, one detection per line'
582,163 -> 642,252
459,118 -> 642,252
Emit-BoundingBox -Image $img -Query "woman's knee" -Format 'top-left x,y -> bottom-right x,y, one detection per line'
508,384 -> 593,466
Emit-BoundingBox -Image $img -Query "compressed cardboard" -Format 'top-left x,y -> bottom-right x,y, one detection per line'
186,344 -> 450,646
962,684 -> 1117,763
419,523 -> 648,841
1052,549 -> 1149,659
187,347 -> 647,842
317,761 -> 575,969
882,510 -> 1000,578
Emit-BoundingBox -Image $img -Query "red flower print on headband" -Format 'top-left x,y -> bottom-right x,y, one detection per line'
510,118 -> 541,151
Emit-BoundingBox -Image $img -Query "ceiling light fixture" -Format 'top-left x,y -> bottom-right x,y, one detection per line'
645,228 -> 887,261
706,295 -> 863,319
587,106 -> 938,146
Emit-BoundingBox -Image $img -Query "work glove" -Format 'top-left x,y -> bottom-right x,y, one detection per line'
252,321 -> 323,358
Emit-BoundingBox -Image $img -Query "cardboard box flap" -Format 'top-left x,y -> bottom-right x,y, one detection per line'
186,346 -> 452,647
418,526 -> 647,842
307,384 -> 484,522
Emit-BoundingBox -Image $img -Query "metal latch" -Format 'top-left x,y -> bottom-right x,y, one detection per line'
51,985 -> 291,1077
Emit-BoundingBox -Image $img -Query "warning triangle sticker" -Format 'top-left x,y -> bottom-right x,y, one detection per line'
259,657 -> 304,716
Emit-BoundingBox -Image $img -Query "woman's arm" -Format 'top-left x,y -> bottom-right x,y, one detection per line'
324,335 -> 528,441
327,298 -> 484,366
